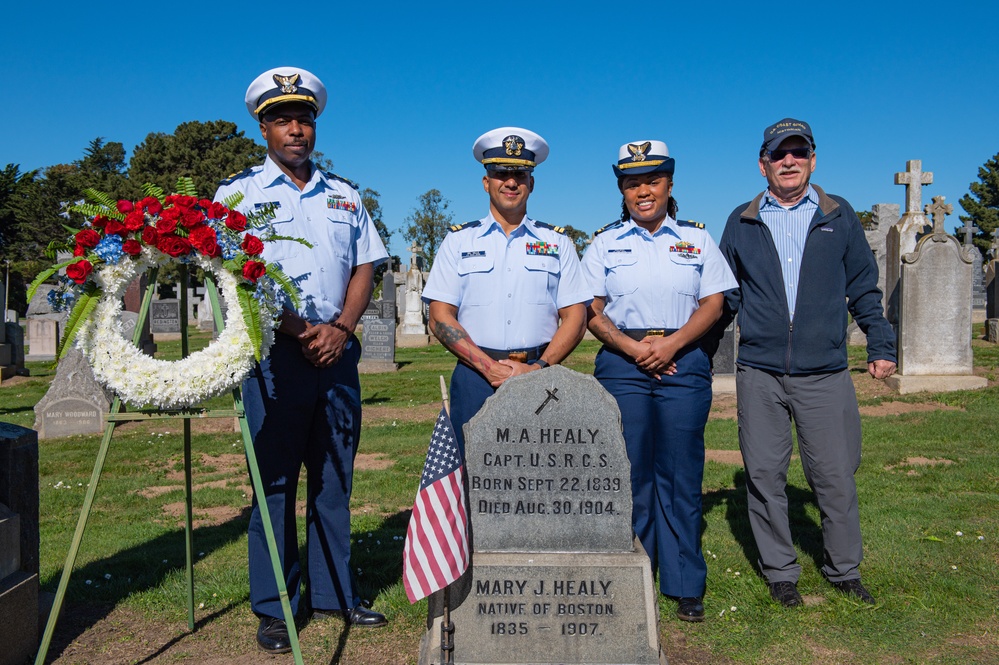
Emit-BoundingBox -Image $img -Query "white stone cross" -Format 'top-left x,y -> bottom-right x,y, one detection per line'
894,160 -> 933,215
959,215 -> 980,247
990,229 -> 999,260
924,195 -> 953,235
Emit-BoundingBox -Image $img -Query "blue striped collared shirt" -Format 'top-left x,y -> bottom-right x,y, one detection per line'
758,185 -> 818,319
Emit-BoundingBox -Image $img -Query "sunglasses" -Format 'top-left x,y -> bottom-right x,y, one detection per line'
766,147 -> 812,161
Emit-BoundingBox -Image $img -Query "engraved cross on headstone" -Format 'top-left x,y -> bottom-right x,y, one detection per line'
959,216 -> 981,247
924,195 -> 953,235
894,160 -> 933,215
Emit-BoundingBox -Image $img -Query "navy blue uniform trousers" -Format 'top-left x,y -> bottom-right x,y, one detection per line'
448,362 -> 497,460
242,333 -> 362,618
594,344 -> 712,598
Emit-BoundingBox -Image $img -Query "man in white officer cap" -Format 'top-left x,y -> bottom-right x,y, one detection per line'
422,127 -> 591,456
214,66 -> 389,653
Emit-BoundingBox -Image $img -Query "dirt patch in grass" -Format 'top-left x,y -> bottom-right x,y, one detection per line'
659,623 -> 735,665
705,449 -> 743,466
885,457 -> 955,475
355,453 -> 395,471
160,502 -> 251,528
364,402 -> 441,425
859,402 -> 962,417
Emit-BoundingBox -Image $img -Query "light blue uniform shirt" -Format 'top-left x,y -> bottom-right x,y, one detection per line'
758,185 -> 818,319
214,157 -> 388,324
422,213 -> 592,350
581,216 -> 737,329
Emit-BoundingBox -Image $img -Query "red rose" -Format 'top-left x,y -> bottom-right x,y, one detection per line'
158,234 -> 192,258
73,245 -> 86,257
139,197 -> 162,215
75,228 -> 100,248
166,194 -> 197,209
156,208 -> 179,234
104,220 -> 127,237
92,215 -> 109,230
225,210 -> 247,232
116,200 -> 134,213
122,239 -> 142,256
189,225 -> 221,257
141,226 -> 159,245
124,209 -> 145,231
242,260 -> 267,283
180,207 -> 204,228
208,201 -> 228,219
241,234 -> 265,256
66,260 -> 93,284
199,198 -> 212,210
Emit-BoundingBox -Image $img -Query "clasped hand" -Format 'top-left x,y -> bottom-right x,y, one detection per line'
633,336 -> 678,379
298,322 -> 348,368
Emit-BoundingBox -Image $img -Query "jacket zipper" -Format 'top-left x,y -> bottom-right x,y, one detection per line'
786,321 -> 793,374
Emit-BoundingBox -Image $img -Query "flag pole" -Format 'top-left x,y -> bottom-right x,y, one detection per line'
439,375 -> 455,665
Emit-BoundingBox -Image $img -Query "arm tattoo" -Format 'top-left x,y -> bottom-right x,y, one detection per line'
433,320 -> 492,373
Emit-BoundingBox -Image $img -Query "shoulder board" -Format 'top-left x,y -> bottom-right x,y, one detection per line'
322,170 -> 359,190
594,220 -> 624,236
534,220 -> 567,234
218,167 -> 254,186
449,220 -> 482,232
677,219 -> 705,229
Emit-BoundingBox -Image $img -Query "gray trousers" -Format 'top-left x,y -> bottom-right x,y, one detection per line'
735,364 -> 863,584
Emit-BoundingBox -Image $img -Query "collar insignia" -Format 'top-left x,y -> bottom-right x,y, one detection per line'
503,135 -> 525,157
627,142 -> 652,162
273,73 -> 300,94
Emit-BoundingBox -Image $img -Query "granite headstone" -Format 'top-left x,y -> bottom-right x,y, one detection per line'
33,347 -> 111,439
358,317 -> 399,373
419,366 -> 662,665
150,299 -> 182,335
887,196 -> 987,394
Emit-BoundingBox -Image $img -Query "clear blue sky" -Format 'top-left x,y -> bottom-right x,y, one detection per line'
3,1 -> 997,258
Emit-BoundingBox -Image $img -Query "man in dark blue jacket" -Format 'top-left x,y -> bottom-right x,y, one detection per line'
719,118 -> 896,608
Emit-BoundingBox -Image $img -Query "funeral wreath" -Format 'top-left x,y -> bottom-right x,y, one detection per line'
28,178 -> 306,409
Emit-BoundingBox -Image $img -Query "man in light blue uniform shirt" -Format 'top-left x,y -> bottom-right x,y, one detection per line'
214,66 -> 389,653
422,127 -> 591,456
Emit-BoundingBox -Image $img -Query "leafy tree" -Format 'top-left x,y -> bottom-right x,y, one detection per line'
361,187 -> 399,292
402,188 -> 453,268
856,209 -> 875,231
129,120 -> 265,200
959,152 -> 999,259
562,224 -> 590,258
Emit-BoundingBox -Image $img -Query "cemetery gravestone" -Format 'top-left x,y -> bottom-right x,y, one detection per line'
711,321 -> 737,393
150,299 -> 182,338
886,161 -> 933,328
400,244 -> 431,347
848,203 -> 897,346
33,347 -> 111,439
25,318 -> 59,360
0,423 -> 40,665
985,231 -> 999,342
886,196 -> 987,394
358,317 -> 399,373
123,275 -> 156,355
419,366 -> 663,665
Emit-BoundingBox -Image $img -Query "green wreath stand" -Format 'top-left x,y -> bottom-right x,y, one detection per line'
34,265 -> 305,665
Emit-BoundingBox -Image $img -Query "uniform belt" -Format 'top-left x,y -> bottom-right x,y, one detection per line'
620,328 -> 679,341
479,344 -> 549,363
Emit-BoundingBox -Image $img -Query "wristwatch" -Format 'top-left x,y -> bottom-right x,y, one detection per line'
535,359 -> 550,369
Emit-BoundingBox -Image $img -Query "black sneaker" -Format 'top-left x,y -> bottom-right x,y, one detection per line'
768,581 -> 803,607
832,578 -> 875,605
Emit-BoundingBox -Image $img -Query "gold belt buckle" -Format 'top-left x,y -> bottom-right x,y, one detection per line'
508,351 -> 528,363
646,329 -> 665,337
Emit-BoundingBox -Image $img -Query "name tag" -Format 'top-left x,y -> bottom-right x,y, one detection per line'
461,251 -> 486,258
607,248 -> 632,253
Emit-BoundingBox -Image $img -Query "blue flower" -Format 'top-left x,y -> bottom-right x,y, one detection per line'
94,235 -> 124,264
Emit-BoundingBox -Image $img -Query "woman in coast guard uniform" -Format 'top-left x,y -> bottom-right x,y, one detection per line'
581,140 -> 737,622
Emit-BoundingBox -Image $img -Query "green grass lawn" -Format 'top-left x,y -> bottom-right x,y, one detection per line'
5,335 -> 998,663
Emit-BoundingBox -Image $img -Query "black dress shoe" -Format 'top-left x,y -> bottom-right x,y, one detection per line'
768,581 -> 803,607
256,617 -> 292,654
832,578 -> 875,604
676,597 -> 705,622
344,605 -> 388,627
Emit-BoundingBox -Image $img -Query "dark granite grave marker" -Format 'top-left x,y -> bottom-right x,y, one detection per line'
149,299 -> 182,334
358,317 -> 398,373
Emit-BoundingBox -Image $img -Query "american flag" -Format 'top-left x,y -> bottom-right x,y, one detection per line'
403,407 -> 469,603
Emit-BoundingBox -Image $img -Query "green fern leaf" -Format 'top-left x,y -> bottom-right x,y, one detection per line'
71,202 -> 124,221
26,260 -> 76,302
265,265 -> 302,311
175,176 -> 198,198
141,182 -> 165,201
57,284 -> 101,359
221,191 -> 245,210
237,284 -> 264,362
82,188 -> 119,210
266,235 -> 314,248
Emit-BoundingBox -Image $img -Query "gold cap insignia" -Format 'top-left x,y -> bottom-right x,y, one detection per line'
504,135 -> 525,157
273,73 -> 300,94
627,142 -> 651,162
